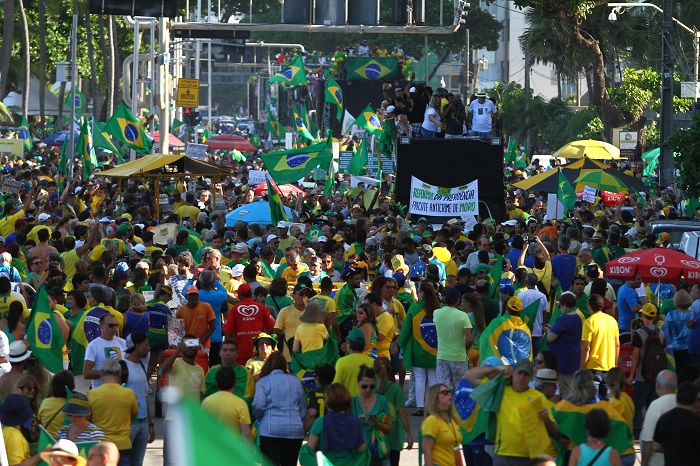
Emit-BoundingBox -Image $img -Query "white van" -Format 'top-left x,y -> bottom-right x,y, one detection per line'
679,231 -> 700,259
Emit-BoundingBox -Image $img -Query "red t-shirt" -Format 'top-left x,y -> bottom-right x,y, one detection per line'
222,298 -> 276,365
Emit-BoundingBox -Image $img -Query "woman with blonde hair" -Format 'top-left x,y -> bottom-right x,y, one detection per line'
122,293 -> 149,340
421,383 -> 462,466
605,368 -> 635,466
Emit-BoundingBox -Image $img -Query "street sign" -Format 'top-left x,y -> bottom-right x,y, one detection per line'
176,78 -> 200,108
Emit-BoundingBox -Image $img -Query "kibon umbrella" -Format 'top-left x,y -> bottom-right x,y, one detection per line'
573,171 -> 628,193
605,248 -> 700,284
553,139 -> 623,159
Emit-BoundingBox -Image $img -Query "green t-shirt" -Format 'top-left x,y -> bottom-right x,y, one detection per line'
204,364 -> 252,404
375,381 -> 406,451
306,384 -> 328,418
351,394 -> 391,443
265,295 -> 293,319
433,305 -> 472,361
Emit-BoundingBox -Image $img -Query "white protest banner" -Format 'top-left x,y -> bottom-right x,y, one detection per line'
351,175 -> 380,187
248,169 -> 271,186
409,176 -> 478,217
462,215 -> 478,232
185,143 -> 208,160
582,185 -> 596,203
546,193 -> 565,220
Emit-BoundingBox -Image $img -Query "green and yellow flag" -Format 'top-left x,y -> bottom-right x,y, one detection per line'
520,299 -> 542,332
347,136 -> 368,176
354,104 -> 383,137
292,103 -> 315,142
346,57 -> 398,80
26,287 -> 66,374
20,115 -> 32,151
269,55 -> 307,88
505,138 -> 518,164
93,121 -> 124,164
260,136 -> 333,185
64,90 -> 86,116
266,112 -> 282,139
487,255 -> 503,300
76,119 -> 98,179
103,103 -> 153,154
266,178 -> 289,230
479,314 -> 532,365
323,157 -> 335,197
291,332 -> 339,386
553,400 -> 633,454
324,76 -> 343,121
557,169 -> 577,214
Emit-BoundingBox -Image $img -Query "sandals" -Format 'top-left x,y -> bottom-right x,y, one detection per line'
412,409 -> 424,416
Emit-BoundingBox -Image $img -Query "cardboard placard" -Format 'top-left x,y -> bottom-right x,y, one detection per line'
185,143 -> 208,160
248,169 -> 271,186
1,179 -> 23,194
582,185 -> 596,203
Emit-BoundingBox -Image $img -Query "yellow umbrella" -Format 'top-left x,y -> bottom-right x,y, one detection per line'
573,171 -> 628,193
552,139 -> 623,159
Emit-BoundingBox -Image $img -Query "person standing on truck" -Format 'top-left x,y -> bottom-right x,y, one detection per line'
467,91 -> 497,141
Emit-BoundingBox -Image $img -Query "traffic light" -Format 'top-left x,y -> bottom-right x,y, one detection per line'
183,107 -> 200,125
453,0 -> 470,26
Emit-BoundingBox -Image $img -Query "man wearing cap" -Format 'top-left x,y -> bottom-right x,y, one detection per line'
589,230 -> 611,269
467,91 -> 497,141
304,256 -> 327,284
333,328 -> 375,397
433,287 -> 473,391
171,189 -> 185,212
175,285 -> 216,351
465,358 -> 557,464
627,303 -> 666,438
161,335 -> 207,401
123,332 -> 155,466
245,333 -> 278,378
222,283 -> 276,365
276,221 -> 295,252
88,359 -> 139,464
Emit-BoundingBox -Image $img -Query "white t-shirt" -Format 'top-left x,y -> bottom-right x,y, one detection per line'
124,358 -> 149,419
357,45 -> 370,56
84,336 -> 128,388
640,393 -> 676,466
422,107 -> 441,132
468,99 -> 497,132
0,331 -> 9,373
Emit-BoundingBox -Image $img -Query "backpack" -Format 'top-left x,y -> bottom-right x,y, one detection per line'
639,327 -> 666,382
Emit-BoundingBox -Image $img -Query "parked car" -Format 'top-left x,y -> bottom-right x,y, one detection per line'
679,231 -> 700,259
647,219 -> 700,250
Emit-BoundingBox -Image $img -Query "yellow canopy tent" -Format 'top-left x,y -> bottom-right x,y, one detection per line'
552,139 -> 624,159
99,154 -> 234,219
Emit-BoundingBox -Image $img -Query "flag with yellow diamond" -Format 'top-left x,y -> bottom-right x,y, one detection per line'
104,102 -> 153,154
260,136 -> 333,185
346,57 -> 398,80
26,287 -> 66,374
269,55 -> 307,88
324,76 -> 344,121
354,104 -> 384,137
292,103 -> 315,142
266,112 -> 282,139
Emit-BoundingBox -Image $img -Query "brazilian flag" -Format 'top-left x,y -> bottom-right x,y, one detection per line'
487,256 -> 503,300
346,57 -> 398,80
76,119 -> 98,179
324,76 -> 343,121
103,102 -> 153,154
354,104 -> 383,137
267,178 -> 289,227
505,138 -> 518,164
93,121 -> 125,163
292,103 -> 315,142
520,299 -> 542,332
290,332 -> 339,389
269,55 -> 307,88
19,115 -> 32,151
553,399 -> 633,454
479,314 -> 532,365
266,112 -> 282,139
260,136 -> 333,185
305,225 -> 323,241
347,135 -> 369,175
26,287 -> 66,374
65,90 -> 86,116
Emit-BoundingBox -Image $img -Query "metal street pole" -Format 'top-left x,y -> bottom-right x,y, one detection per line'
68,14 -> 77,182
660,0 -> 675,187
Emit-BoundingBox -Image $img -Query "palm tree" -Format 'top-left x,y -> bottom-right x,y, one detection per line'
39,0 -> 47,132
0,0 -> 15,97
18,0 -> 30,116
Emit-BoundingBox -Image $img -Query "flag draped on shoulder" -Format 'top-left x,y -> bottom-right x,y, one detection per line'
104,103 -> 153,154
553,399 -> 633,454
354,104 -> 384,137
266,178 -> 289,227
26,287 -> 66,374
479,314 -> 532,365
268,55 -> 307,88
20,115 -> 32,150
290,332 -> 339,388
76,119 -> 98,179
292,103 -> 315,142
324,76 -> 344,121
260,136 -> 333,185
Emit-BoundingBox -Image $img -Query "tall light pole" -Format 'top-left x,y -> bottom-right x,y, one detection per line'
608,2 -> 700,187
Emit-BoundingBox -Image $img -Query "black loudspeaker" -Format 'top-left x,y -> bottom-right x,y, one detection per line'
395,139 -> 505,222
392,0 -> 408,23
88,0 -> 179,17
283,0 -> 311,24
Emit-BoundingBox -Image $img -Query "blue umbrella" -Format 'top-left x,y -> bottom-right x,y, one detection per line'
44,130 -> 80,146
225,201 -> 295,226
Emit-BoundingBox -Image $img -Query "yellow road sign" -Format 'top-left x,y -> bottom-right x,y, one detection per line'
176,78 -> 200,107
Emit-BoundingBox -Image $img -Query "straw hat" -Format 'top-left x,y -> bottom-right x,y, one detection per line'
39,439 -> 87,466
299,301 -> 328,323
152,223 -> 178,245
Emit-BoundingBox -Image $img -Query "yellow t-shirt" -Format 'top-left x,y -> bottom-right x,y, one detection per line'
312,295 -> 338,316
2,425 -> 30,466
494,386 -> 553,457
88,383 -> 139,450
0,210 -> 25,237
145,245 -> 164,260
421,415 -> 463,466
333,353 -> 375,397
89,244 -> 107,262
101,238 -> 127,256
445,259 -> 458,278
281,264 -> 309,284
27,225 -> 52,245
582,311 -> 620,371
92,195 -> 104,213
38,397 -> 67,438
169,358 -> 205,400
275,304 -> 303,361
0,295 -> 29,321
175,204 -> 201,222
200,391 -> 251,433
294,322 -> 329,353
375,311 -> 395,358
61,248 -> 80,282
173,200 -> 186,212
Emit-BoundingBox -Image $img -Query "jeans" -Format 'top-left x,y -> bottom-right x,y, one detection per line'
130,418 -> 150,466
631,381 -> 657,437
259,436 -> 303,466
463,444 -> 493,466
413,367 -> 437,408
436,360 -> 470,391
469,130 -> 492,141
421,128 -> 436,139
444,133 -> 464,139
117,449 -> 132,466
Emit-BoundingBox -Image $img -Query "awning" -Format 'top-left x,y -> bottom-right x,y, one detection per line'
98,153 -> 232,178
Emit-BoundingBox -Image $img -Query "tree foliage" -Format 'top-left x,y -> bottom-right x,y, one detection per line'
671,113 -> 700,198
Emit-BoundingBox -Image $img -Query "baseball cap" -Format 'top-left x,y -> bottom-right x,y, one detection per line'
133,244 -> 147,255
512,358 -> 534,374
656,232 -> 670,244
113,269 -> 129,281
293,282 -> 316,296
37,213 -> 51,223
444,287 -> 462,304
237,284 -> 252,296
230,264 -> 245,277
641,303 -> 658,318
472,263 -> 490,275
385,105 -> 395,114
185,285 -> 199,295
506,296 -> 523,312
499,284 -> 515,296
346,328 -> 366,344
125,331 -> 148,353
277,221 -> 289,229
594,210 -> 605,218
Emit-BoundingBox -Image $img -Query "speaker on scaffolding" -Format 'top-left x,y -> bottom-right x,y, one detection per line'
315,0 -> 347,25
413,0 -> 425,25
88,0 -> 179,17
347,0 -> 379,26
282,0 -> 311,24
392,0 -> 408,24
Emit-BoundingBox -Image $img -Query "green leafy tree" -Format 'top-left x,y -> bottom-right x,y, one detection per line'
671,113 -> 700,198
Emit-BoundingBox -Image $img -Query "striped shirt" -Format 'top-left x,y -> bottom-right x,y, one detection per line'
56,422 -> 106,442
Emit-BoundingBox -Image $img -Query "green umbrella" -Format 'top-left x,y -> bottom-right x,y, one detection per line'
573,171 -> 628,193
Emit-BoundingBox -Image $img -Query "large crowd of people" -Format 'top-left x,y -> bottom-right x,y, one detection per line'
1,116 -> 700,466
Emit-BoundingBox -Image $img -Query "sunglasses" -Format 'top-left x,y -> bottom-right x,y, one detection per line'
439,389 -> 453,395
361,384 -> 376,390
104,323 -> 119,328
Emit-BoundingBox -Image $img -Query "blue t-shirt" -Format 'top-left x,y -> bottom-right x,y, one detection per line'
688,310 -> 700,355
524,255 -> 535,269
549,313 -> 582,375
123,312 -> 150,339
665,310 -> 693,351
617,284 -> 641,331
551,254 -> 577,291
506,248 -> 522,269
